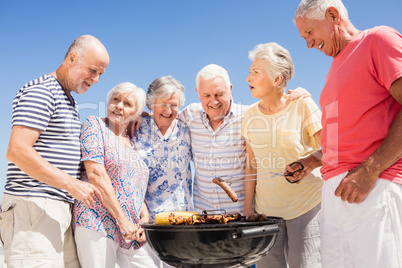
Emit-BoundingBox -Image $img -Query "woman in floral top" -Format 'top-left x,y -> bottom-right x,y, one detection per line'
73,82 -> 158,268
133,76 -> 193,220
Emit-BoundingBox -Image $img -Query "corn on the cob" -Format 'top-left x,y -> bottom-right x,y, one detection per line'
155,211 -> 199,225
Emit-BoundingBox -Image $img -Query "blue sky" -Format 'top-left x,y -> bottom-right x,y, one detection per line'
1,0 -> 401,199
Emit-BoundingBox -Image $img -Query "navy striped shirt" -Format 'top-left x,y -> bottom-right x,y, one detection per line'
5,74 -> 81,203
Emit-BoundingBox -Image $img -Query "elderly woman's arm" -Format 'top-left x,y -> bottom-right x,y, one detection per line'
244,140 -> 257,217
285,130 -> 323,183
134,201 -> 151,243
139,201 -> 151,223
84,160 -> 141,241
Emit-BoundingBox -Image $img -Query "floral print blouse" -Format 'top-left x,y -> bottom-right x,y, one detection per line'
73,116 -> 149,250
133,116 -> 193,220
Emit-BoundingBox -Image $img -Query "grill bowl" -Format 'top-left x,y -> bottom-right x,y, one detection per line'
141,217 -> 283,268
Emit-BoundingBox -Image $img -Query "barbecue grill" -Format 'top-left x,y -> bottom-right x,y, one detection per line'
141,216 -> 282,268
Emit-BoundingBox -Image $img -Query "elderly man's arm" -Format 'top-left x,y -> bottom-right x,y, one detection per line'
6,125 -> 101,207
335,77 -> 402,203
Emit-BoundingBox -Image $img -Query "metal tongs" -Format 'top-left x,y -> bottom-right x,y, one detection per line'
217,161 -> 304,184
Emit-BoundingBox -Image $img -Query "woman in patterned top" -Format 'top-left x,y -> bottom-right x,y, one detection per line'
73,82 -> 158,267
133,76 -> 193,222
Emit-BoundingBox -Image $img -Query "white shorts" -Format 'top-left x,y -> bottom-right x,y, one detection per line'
321,172 -> 402,268
0,194 -> 79,268
74,226 -> 159,268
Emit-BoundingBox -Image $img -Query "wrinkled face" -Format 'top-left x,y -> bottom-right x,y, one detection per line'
197,77 -> 232,122
152,92 -> 180,130
247,59 -> 276,99
107,92 -> 137,127
295,13 -> 342,58
68,47 -> 109,94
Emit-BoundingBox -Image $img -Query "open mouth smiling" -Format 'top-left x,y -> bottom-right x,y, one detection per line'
112,111 -> 123,116
209,105 -> 221,109
318,41 -> 324,49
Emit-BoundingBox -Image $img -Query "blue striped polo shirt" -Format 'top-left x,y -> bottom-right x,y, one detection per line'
179,102 -> 249,214
5,74 -> 81,203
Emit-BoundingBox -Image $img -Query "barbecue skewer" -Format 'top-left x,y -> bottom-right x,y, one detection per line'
216,171 -> 284,183
215,161 -> 305,183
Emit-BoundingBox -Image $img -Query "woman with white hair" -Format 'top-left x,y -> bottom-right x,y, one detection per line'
132,76 -> 192,268
73,82 -> 158,267
241,42 -> 323,268
133,76 -> 193,221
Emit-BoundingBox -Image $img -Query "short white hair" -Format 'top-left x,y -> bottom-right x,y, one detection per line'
106,82 -> 146,117
195,64 -> 231,90
293,0 -> 349,23
248,42 -> 294,93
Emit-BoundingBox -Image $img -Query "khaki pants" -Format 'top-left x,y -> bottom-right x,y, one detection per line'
0,194 -> 80,268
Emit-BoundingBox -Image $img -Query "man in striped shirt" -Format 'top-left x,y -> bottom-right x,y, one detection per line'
180,64 -> 248,214
0,35 -> 108,267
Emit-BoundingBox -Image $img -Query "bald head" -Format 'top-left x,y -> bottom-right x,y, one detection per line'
54,35 -> 109,96
64,35 -> 109,64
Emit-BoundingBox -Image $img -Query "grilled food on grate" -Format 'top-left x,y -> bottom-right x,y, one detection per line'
155,211 -> 199,225
155,211 -> 242,225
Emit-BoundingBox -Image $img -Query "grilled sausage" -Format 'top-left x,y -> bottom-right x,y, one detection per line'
213,177 -> 238,202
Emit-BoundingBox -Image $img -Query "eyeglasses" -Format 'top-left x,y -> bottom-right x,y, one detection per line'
152,103 -> 179,110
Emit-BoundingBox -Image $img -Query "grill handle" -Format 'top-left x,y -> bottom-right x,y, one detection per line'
238,225 -> 280,239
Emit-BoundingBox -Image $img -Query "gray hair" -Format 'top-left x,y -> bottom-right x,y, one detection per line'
248,42 -> 294,93
293,0 -> 349,23
195,64 -> 231,90
146,76 -> 186,110
106,82 -> 146,117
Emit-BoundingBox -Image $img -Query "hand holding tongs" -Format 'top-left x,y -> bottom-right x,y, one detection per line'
217,161 -> 304,184
283,162 -> 305,184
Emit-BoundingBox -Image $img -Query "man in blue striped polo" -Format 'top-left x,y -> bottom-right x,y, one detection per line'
0,35 -> 108,267
180,64 -> 248,215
